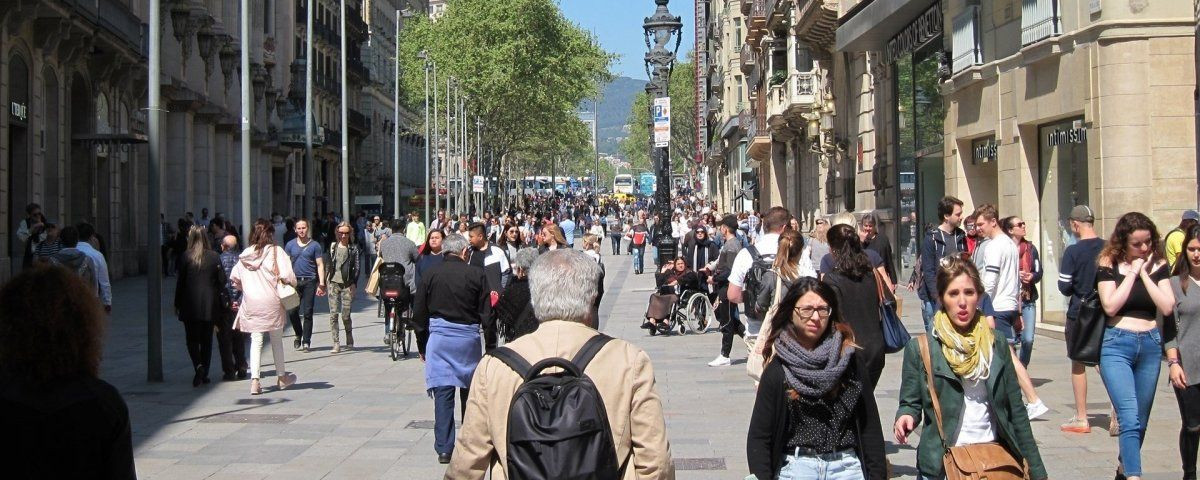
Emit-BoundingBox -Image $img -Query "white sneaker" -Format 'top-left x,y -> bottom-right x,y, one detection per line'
707,356 -> 731,367
1026,399 -> 1049,420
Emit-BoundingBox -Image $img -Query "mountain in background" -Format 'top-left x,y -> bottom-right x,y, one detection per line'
582,76 -> 646,155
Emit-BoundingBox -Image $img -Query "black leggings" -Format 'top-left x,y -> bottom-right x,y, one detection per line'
716,299 -> 743,357
1176,383 -> 1200,479
184,321 -> 214,372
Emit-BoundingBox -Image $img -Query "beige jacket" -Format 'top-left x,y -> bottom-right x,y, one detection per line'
445,320 -> 675,479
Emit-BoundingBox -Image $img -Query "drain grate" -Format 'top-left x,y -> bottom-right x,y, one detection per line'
673,457 -> 726,471
198,413 -> 300,424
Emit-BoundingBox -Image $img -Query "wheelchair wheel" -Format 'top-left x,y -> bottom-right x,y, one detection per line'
682,294 -> 708,333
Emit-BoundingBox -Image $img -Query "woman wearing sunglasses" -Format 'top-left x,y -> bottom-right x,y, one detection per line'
746,277 -> 886,480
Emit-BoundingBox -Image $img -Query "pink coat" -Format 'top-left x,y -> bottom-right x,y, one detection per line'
230,245 -> 296,333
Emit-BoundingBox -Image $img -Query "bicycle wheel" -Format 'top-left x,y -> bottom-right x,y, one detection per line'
388,308 -> 400,361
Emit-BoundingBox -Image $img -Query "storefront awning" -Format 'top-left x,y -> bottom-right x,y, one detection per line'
835,0 -> 937,53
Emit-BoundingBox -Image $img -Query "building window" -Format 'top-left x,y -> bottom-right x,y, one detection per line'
951,5 -> 982,72
1021,0 -> 1061,45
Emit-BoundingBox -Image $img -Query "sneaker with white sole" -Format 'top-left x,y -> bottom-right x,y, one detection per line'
1026,399 -> 1049,420
707,356 -> 732,367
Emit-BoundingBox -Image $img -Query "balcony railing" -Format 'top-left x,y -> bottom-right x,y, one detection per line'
1021,0 -> 1061,46
766,70 -> 819,126
740,0 -> 753,16
707,95 -> 723,113
749,0 -> 768,24
740,43 -> 756,74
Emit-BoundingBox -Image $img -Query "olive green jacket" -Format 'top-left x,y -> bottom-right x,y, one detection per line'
895,335 -> 1047,480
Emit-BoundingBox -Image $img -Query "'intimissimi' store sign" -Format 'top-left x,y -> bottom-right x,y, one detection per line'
883,5 -> 942,65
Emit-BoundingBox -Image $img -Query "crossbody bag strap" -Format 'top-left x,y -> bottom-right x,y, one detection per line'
918,335 -> 950,449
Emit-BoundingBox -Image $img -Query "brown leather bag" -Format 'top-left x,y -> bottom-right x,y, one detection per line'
918,336 -> 1029,480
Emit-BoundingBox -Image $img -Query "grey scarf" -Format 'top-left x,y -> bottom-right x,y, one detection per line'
773,330 -> 853,397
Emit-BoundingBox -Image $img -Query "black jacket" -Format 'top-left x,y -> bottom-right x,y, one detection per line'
413,255 -> 490,355
175,250 -> 228,324
747,355 -> 887,480
325,242 -> 361,286
864,232 -> 896,285
683,239 -> 719,272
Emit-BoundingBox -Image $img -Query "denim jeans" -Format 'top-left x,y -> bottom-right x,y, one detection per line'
632,246 -> 645,273
777,449 -> 863,480
288,277 -> 318,346
1099,326 -> 1163,477
609,234 -> 622,255
430,386 -> 469,455
992,310 -> 1019,346
1018,300 -> 1037,366
921,300 -> 937,332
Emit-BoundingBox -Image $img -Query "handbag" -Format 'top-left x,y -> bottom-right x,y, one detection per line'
271,246 -> 301,311
876,269 -> 911,353
918,336 -> 1029,480
364,256 -> 384,297
1065,289 -> 1106,366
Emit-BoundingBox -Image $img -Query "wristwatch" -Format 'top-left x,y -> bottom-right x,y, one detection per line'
1168,358 -> 1182,367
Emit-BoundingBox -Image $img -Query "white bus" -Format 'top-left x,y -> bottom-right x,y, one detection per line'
613,174 -> 635,195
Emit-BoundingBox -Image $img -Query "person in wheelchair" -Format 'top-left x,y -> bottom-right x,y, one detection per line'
642,257 -> 701,335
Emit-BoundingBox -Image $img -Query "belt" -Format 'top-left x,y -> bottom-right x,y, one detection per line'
296,276 -> 316,280
788,447 -> 853,458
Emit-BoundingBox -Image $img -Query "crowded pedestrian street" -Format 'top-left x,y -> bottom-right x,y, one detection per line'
86,244 -> 1180,479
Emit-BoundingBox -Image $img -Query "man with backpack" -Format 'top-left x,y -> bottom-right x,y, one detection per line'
446,249 -> 674,479
726,206 -> 791,344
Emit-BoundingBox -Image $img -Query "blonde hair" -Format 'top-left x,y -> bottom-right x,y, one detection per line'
582,234 -> 601,252
185,226 -> 210,267
830,211 -> 857,228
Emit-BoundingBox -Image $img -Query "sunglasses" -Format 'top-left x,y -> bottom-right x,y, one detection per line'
337,230 -> 351,235
1011,222 -> 1026,228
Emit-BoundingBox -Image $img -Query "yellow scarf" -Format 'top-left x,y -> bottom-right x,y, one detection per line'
931,310 -> 994,381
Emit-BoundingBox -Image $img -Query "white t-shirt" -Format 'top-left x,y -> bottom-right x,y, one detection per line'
729,232 -> 780,288
979,234 -> 1021,312
955,378 -> 997,446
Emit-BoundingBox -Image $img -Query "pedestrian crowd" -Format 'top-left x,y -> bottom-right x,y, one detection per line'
6,187 -> 1200,480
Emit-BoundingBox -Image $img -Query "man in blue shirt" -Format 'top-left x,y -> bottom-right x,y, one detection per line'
558,215 -> 576,249
284,219 -> 327,351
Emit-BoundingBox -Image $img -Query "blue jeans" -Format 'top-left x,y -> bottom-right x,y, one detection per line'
777,449 -> 863,480
921,300 -> 937,332
1018,300 -> 1037,366
632,246 -> 645,273
1099,326 -> 1163,477
430,386 -> 469,455
288,277 -> 318,346
992,310 -> 1019,345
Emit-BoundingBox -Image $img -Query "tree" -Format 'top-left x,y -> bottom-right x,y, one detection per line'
396,0 -> 614,199
617,53 -> 696,176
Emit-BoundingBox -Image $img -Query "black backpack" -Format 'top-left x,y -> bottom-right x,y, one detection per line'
741,245 -> 777,320
489,334 -> 622,480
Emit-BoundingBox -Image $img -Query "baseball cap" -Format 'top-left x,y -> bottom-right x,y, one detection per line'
1069,205 -> 1094,223
1184,210 -> 1200,221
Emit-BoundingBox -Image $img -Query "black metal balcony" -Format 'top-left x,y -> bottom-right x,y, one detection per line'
348,109 -> 370,137
347,58 -> 370,83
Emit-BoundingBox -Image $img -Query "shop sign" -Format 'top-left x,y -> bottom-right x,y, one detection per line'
972,137 -> 997,163
883,4 -> 943,65
10,101 -> 27,122
1047,125 -> 1087,147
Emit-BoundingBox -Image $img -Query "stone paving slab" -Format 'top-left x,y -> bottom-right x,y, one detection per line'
99,247 -> 1185,478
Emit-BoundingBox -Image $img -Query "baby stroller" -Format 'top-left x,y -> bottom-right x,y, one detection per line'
378,262 -> 413,360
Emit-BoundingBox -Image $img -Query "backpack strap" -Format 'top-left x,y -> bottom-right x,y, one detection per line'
746,244 -> 760,262
489,346 -> 534,379
571,334 -> 614,372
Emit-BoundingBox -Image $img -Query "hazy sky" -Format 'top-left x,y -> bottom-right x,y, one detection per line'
559,0 -> 696,80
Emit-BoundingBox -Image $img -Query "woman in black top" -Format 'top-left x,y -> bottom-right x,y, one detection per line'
496,248 -> 540,342
746,277 -> 886,480
822,224 -> 885,388
175,225 -> 229,387
1096,212 -> 1174,480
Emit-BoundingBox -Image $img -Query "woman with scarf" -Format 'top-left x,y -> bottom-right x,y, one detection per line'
1000,216 -> 1042,366
746,277 -> 886,480
682,226 -> 719,281
893,256 -> 1046,480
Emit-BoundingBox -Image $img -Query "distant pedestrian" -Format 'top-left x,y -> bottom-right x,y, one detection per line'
326,221 -> 361,353
0,265 -> 136,479
446,249 -> 674,479
496,248 -> 540,342
174,226 -> 227,387
230,219 -> 298,396
859,211 -> 896,286
415,229 -> 446,287
1057,205 -> 1106,434
1001,215 -> 1042,366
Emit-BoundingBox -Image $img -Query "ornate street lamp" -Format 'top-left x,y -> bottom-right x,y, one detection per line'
643,0 -> 682,265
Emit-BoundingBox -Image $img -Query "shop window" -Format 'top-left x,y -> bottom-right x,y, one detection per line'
1038,118 -> 1089,320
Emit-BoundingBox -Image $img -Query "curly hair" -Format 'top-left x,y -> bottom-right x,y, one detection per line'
1099,211 -> 1164,268
0,265 -> 105,387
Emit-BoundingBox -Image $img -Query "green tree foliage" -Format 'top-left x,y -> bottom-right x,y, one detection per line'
396,0 -> 614,182
617,54 -> 696,175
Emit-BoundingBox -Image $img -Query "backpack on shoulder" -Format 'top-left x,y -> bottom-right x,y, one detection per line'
488,334 -> 622,480
741,245 -> 777,320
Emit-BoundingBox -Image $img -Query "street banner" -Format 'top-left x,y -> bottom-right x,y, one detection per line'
653,97 -> 671,148
472,175 -> 484,193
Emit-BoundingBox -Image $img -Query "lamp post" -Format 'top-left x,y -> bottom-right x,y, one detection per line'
643,0 -> 682,265
419,50 -> 432,225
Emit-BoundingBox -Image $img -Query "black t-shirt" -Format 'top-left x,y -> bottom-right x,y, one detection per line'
818,250 -> 883,275
1096,262 -> 1171,320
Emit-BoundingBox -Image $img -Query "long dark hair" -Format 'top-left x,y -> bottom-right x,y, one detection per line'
763,277 -> 857,363
0,265 -> 105,387
249,218 -> 275,252
1173,224 -> 1200,293
499,223 -> 523,250
1099,212 -> 1164,268
827,224 -> 871,279
421,229 -> 445,256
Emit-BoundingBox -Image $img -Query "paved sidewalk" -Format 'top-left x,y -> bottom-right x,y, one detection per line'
103,250 -> 1183,479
